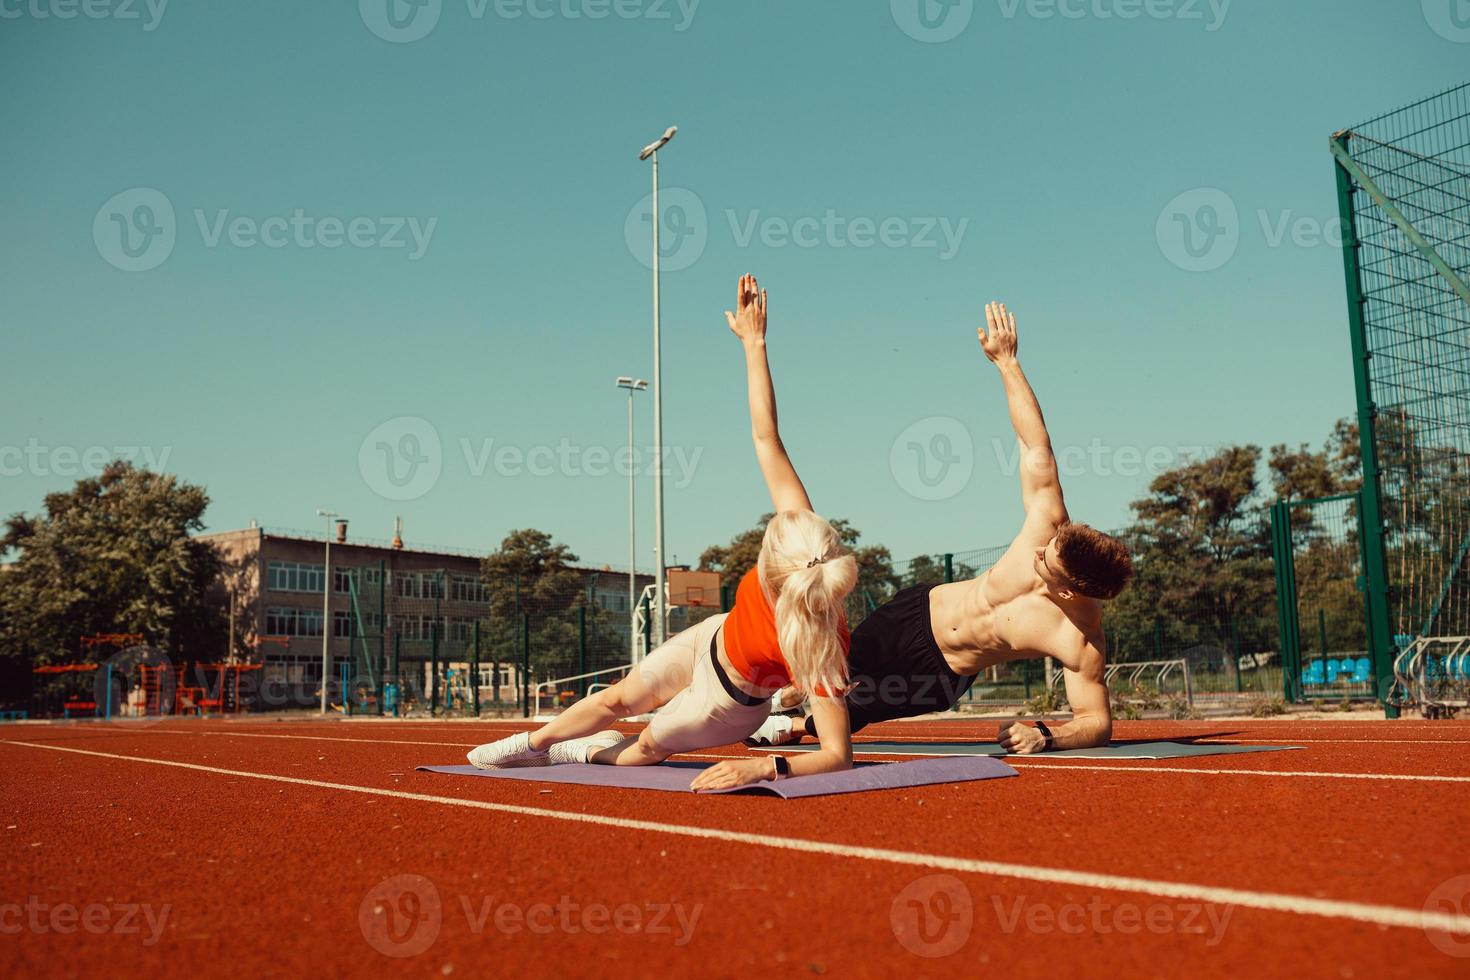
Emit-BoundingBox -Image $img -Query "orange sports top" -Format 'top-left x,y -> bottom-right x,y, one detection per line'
722,567 -> 850,691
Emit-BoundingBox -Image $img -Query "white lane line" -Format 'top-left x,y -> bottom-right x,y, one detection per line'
1005,762 -> 1470,784
50,728 -> 1470,782
4,739 -> 1467,937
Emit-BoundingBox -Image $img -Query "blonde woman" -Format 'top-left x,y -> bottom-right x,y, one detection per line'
467,274 -> 857,791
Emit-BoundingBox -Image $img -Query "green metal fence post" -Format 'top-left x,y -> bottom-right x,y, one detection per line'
471,620 -> 481,717
430,624 -> 440,717
1332,136 -> 1397,714
1318,609 -> 1329,661
721,585 -> 732,613
521,614 -> 531,719
1231,619 -> 1243,693
392,633 -> 401,718
943,554 -> 954,584
578,605 -> 588,698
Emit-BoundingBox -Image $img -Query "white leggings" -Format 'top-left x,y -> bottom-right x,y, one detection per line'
641,613 -> 773,754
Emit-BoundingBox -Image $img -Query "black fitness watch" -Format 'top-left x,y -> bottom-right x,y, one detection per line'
772,755 -> 791,780
1034,721 -> 1055,752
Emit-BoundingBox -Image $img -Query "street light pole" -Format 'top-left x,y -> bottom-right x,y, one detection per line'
316,508 -> 339,713
616,377 -> 648,659
639,125 -> 676,646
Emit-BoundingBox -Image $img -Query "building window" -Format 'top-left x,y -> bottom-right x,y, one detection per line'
335,567 -> 383,595
596,592 -> 629,613
333,611 -> 384,638
395,571 -> 444,600
266,606 -> 324,637
451,575 -> 489,603
268,561 -> 325,594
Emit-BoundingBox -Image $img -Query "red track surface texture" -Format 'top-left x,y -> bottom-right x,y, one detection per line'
4,716 -> 1470,978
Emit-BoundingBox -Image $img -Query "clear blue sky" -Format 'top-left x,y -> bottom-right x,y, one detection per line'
2,0 -> 1466,570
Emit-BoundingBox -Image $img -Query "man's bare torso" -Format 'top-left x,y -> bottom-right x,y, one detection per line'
925,546 -> 1107,679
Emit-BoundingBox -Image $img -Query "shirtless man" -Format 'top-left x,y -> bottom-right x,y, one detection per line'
751,301 -> 1134,754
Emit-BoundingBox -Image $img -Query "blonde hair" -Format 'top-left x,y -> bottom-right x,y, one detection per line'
757,510 -> 859,695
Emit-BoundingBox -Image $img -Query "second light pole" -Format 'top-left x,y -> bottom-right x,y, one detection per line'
639,124 -> 676,646
616,376 -> 648,658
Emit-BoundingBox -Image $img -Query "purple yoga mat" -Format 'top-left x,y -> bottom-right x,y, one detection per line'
415,756 -> 1017,799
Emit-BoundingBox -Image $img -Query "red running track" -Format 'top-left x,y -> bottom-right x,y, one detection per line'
3,716 -> 1470,978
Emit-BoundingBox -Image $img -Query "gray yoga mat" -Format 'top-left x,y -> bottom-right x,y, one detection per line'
416,756 -> 1018,798
756,740 -> 1302,759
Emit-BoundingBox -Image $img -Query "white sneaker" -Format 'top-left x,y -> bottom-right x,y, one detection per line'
548,730 -> 626,764
743,713 -> 796,747
466,731 -> 550,770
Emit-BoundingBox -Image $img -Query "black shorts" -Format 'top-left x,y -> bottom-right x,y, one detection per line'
805,584 -> 975,736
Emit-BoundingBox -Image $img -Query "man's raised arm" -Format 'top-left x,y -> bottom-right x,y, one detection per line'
977,302 -> 1067,525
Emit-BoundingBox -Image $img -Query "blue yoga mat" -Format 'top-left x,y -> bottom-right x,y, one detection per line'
416,756 -> 1017,798
755,740 -> 1301,759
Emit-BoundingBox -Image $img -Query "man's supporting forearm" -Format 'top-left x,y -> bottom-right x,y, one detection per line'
1047,714 -> 1111,750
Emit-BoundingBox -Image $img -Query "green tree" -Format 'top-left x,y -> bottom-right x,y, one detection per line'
1106,446 -> 1273,682
0,462 -> 224,669
478,529 -> 589,678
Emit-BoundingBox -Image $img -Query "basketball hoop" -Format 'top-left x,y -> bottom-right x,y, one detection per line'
667,569 -> 722,608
